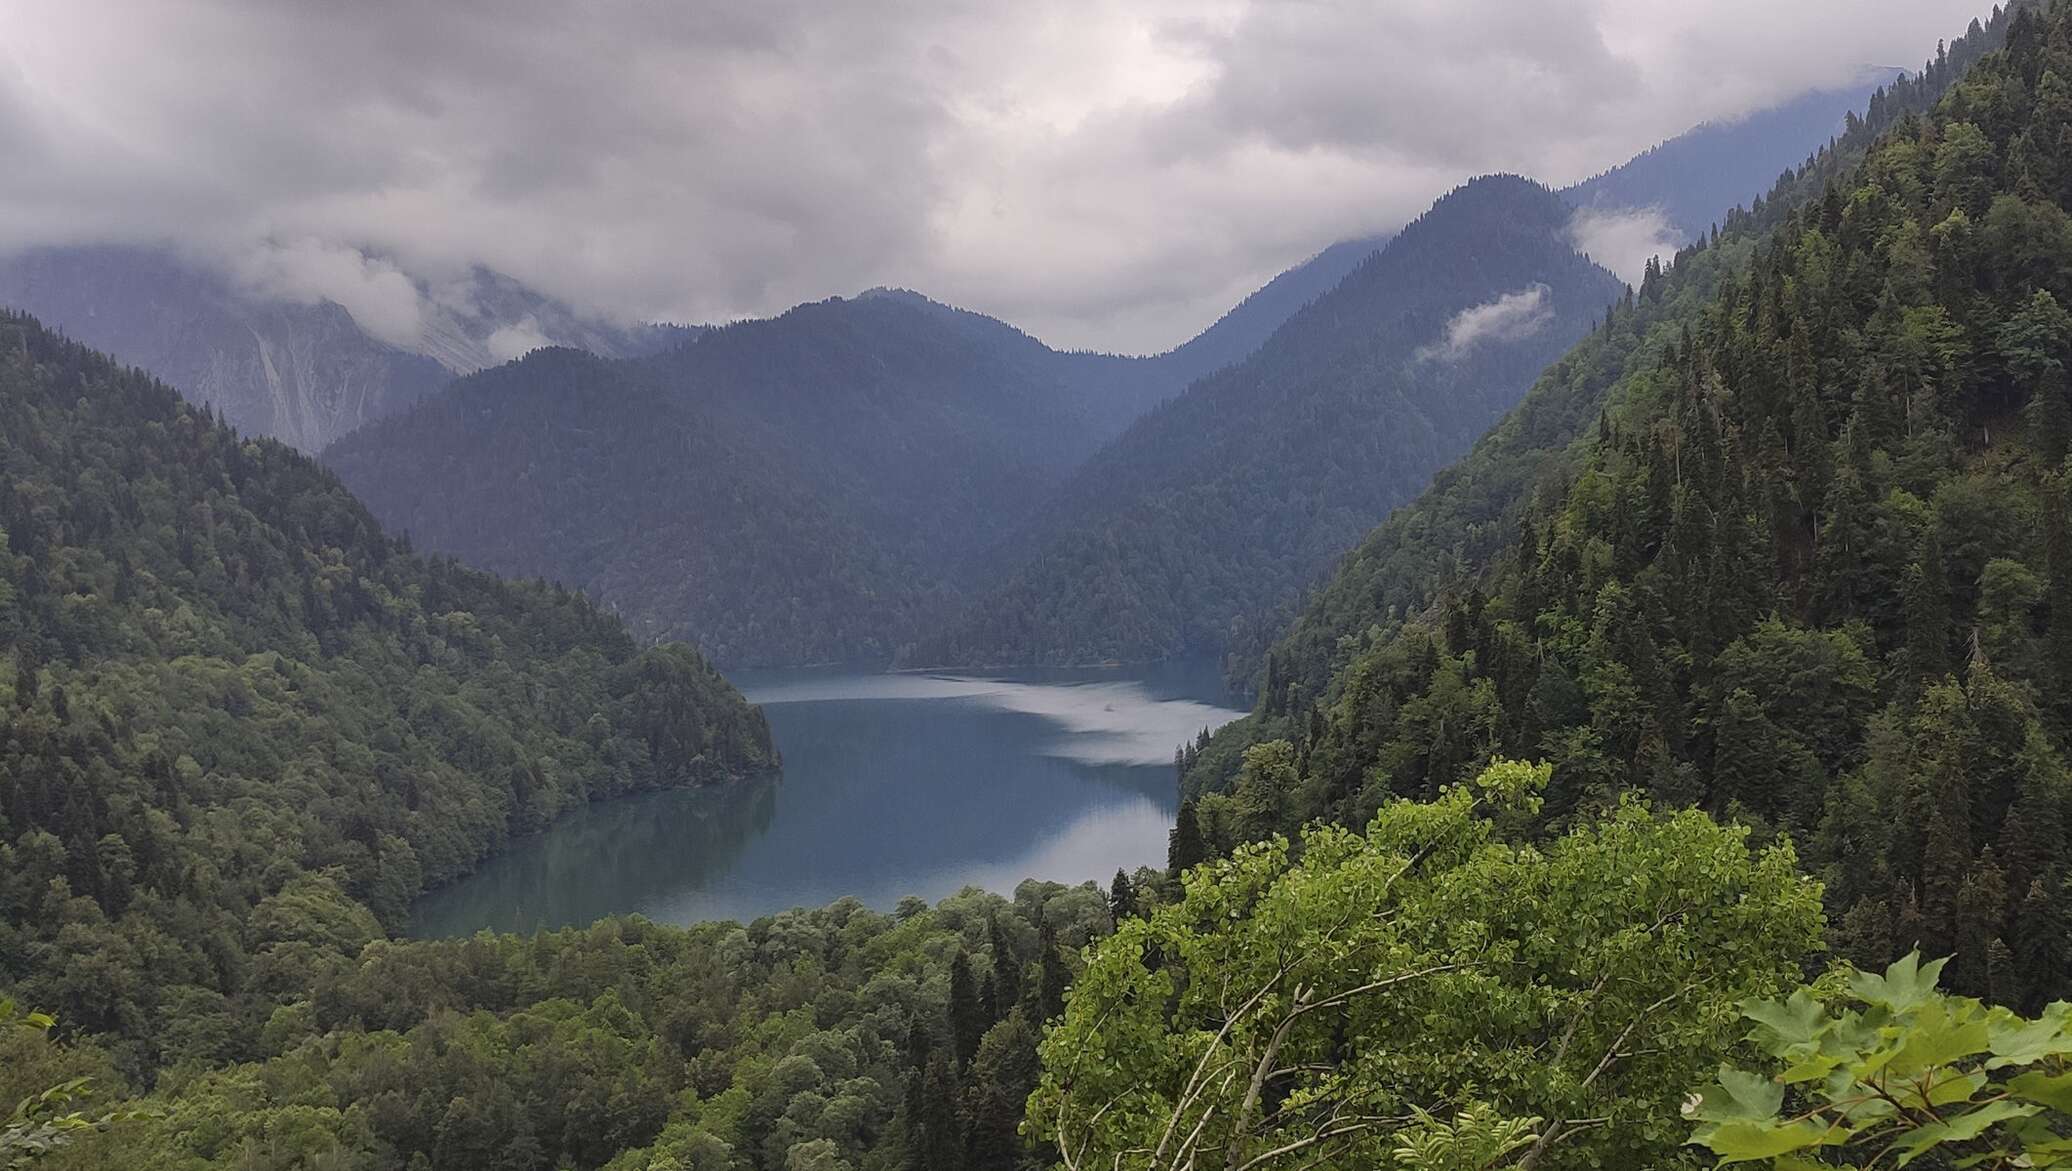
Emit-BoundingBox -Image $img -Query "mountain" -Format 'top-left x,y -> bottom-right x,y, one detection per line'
915,175 -> 1625,668
0,245 -> 685,451
1141,234 -> 1391,380
323,291 -> 1197,665
0,308 -> 774,1071
1181,0 -> 2060,1005
1563,70 -> 1903,243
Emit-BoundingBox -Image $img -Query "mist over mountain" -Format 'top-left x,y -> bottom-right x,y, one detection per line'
0,245 -> 687,451
1560,70 -> 1903,279
309,67 -> 1915,672
914,175 -> 1625,669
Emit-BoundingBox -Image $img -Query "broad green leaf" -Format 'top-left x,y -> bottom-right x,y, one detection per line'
1887,1101 -> 2040,1166
2008,1070 -> 2072,1113
1692,1120 -> 1837,1164
1779,1052 -> 1844,1085
1747,990 -> 1829,1049
1887,999 -> 1990,1074
1686,1068 -> 1786,1123
1851,953 -> 1949,1014
1987,1009 -> 2072,1069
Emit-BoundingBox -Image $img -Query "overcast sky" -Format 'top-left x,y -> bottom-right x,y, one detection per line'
2,0 -> 1989,354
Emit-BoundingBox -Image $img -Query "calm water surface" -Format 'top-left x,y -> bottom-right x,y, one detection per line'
407,660 -> 1244,936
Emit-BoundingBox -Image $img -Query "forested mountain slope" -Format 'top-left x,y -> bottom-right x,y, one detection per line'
1183,0 -> 2067,1005
0,245 -> 682,451
916,176 -> 1625,668
323,291 -> 1167,665
1564,71 -> 1901,241
0,309 -> 774,1074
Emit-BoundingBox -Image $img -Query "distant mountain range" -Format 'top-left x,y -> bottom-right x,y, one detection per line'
0,246 -> 688,451
0,73 -> 1903,668
1563,70 -> 1902,243
323,290 -> 1221,664
914,175 -> 1624,668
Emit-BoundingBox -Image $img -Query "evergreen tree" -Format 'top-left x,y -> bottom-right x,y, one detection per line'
911,1053 -> 964,1171
948,953 -> 985,1070
1168,799 -> 1207,874
2013,877 -> 2070,1013
1903,527 -> 1953,680
1108,869 -> 1137,922
985,914 -> 1020,1011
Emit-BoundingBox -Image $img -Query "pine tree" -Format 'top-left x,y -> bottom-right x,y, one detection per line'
1108,869 -> 1137,921
985,914 -> 1020,1011
1953,850 -> 2010,997
1711,688 -> 1786,819
964,1009 -> 1039,1171
1903,527 -> 1953,680
2014,878 -> 2071,1012
1033,920 -> 1068,1024
948,954 -> 984,1070
1914,684 -> 1977,960
1168,799 -> 1207,874
910,1053 -> 964,1171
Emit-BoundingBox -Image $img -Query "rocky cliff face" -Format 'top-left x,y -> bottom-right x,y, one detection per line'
0,245 -> 680,450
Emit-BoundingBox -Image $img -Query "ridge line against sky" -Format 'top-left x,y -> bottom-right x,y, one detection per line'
1,0 -> 1985,354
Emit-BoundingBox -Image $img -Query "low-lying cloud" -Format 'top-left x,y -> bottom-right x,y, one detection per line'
1,1 -> 1985,352
1421,284 -> 1555,362
743,673 -> 1245,768
1569,205 -> 1687,285
227,237 -> 427,349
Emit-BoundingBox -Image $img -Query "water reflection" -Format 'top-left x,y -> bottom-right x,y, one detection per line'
408,663 -> 1243,936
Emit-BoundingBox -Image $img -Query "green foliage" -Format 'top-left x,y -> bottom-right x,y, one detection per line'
0,1000 -> 144,1167
83,884 -> 1113,1171
1030,759 -> 1824,1171
1687,951 -> 2072,1169
1184,0 -> 2072,1006
0,311 -> 774,1074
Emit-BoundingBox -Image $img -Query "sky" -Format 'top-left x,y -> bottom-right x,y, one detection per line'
1,0 -> 1991,355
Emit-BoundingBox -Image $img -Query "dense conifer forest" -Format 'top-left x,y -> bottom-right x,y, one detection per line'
1186,0 -> 2064,1011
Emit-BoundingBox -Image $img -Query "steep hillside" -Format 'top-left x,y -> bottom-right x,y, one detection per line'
0,245 -> 681,451
1184,0 -> 2063,1005
1564,70 -> 1901,241
917,176 -> 1625,668
0,309 -> 774,1072
325,291 -> 1157,665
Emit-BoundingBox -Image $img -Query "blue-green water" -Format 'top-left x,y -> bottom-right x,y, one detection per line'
406,661 -> 1243,935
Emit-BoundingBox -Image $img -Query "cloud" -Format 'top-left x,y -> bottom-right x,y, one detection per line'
0,0 -> 1986,353
1421,284 -> 1555,362
227,237 -> 426,348
485,316 -> 553,363
1569,206 -> 1686,285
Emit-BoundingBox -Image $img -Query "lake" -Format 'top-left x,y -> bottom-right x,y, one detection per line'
406,659 -> 1245,936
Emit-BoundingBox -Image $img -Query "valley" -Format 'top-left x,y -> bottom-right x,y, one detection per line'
2,4 -> 2062,1170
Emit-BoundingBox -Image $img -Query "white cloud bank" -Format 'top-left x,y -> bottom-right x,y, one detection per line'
1569,206 -> 1688,285
1421,284 -> 1555,362
0,0 -> 1985,352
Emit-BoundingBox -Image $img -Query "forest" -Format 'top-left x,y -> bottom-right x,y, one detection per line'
18,2 -> 2072,1170
912,177 -> 1625,671
0,312 -> 774,1079
1184,0 -> 2064,1006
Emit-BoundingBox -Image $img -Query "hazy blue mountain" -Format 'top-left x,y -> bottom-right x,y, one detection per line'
914,175 -> 1625,668
0,244 -> 683,450
1562,70 -> 1902,241
323,290 -> 1179,665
